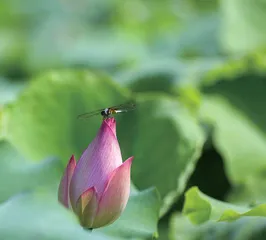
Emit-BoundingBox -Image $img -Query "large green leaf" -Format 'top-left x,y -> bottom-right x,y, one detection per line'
201,95 -> 266,184
193,217 -> 266,240
0,191 -> 103,240
199,54 -> 266,202
0,187 -> 160,240
2,70 -> 131,162
173,187 -> 266,239
183,187 -> 245,224
183,187 -> 266,225
0,140 -> 61,202
169,213 -> 198,240
170,214 -> 266,240
221,0 -> 266,52
118,95 -> 205,215
226,173 -> 266,206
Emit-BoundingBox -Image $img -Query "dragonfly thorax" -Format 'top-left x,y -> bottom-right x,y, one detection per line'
101,108 -> 110,118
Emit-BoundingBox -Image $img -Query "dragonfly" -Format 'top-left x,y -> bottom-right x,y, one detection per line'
77,102 -> 136,120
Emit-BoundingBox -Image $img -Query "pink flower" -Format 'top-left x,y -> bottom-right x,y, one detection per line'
58,118 -> 133,229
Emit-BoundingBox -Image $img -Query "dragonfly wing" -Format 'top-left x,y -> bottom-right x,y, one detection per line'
77,109 -> 103,119
112,102 -> 136,111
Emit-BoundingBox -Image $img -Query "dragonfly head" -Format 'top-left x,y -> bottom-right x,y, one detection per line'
101,108 -> 109,118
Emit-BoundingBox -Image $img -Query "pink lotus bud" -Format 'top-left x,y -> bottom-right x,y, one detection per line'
58,118 -> 133,229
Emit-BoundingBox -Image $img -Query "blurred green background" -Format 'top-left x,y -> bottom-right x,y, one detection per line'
1,0 -> 266,239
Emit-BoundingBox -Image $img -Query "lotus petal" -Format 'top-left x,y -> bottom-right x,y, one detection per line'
70,118 -> 123,206
58,155 -> 76,208
92,157 -> 133,228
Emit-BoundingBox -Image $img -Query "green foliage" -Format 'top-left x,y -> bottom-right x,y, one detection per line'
1,1 -> 266,239
0,187 -> 160,240
0,140 -> 61,203
169,187 -> 266,240
119,94 -> 205,215
193,217 -> 266,240
1,70 -> 204,218
2,70 -> 131,161
221,0 -> 266,53
170,215 -> 266,240
183,187 -> 255,224
199,55 -> 266,205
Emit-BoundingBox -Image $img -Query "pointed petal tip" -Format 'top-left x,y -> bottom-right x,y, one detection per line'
79,186 -> 96,199
69,155 -> 77,167
124,156 -> 134,166
77,187 -> 98,228
120,156 -> 134,171
58,155 -> 77,208
103,117 -> 116,136
76,186 -> 96,212
92,156 -> 133,228
104,117 -> 116,125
